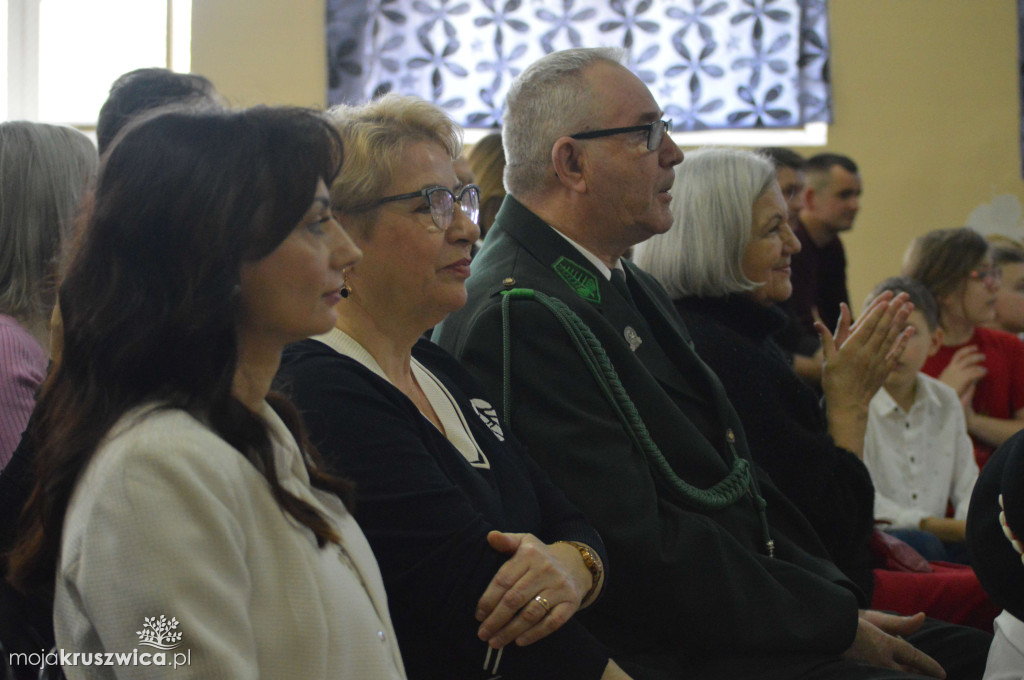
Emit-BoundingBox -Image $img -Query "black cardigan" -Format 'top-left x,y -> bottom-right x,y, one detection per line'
278,336 -> 609,680
676,294 -> 876,596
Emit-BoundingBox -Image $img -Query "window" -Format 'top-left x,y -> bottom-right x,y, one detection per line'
2,0 -> 191,125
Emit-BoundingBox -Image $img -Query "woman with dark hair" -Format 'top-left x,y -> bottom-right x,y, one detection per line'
904,227 -> 1024,469
7,107 -> 406,679
277,95 -> 627,680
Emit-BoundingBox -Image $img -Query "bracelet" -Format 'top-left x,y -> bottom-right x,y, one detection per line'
557,540 -> 603,606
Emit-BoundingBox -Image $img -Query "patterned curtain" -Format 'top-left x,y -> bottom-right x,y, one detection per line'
327,0 -> 831,131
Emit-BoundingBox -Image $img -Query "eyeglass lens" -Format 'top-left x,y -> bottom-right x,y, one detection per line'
428,185 -> 480,231
647,120 -> 672,152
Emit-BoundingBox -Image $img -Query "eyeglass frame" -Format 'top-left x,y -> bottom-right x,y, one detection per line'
969,266 -> 1002,284
364,184 -> 481,232
569,119 -> 673,152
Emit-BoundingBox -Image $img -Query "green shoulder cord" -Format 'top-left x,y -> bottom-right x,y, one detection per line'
500,288 -> 774,558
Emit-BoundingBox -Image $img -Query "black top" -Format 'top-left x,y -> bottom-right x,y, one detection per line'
278,335 -> 610,680
779,220 -> 850,356
675,294 -> 876,596
434,196 -> 864,679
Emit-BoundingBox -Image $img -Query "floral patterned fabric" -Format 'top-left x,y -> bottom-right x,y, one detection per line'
327,0 -> 831,130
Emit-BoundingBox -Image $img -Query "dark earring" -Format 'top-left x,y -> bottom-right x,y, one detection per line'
340,284 -> 350,299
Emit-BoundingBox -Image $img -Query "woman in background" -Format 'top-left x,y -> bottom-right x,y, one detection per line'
7,107 -> 406,679
0,122 -> 96,468
465,131 -> 506,239
278,95 -> 627,680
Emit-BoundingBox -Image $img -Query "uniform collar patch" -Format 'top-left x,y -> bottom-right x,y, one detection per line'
553,256 -> 601,304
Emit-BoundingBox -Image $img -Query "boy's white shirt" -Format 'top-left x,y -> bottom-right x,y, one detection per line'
863,372 -> 979,530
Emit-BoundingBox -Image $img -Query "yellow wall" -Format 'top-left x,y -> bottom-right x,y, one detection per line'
810,0 -> 1024,308
191,0 -> 326,109
190,0 -> 1024,307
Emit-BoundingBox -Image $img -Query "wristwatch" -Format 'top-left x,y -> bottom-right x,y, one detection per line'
558,540 -> 603,606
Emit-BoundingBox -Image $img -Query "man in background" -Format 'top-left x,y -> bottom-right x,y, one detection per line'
787,152 -> 863,340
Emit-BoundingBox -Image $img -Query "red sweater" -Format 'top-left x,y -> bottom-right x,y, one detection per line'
922,326 -> 1024,468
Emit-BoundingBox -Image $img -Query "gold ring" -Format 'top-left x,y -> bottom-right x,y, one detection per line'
533,595 -> 551,612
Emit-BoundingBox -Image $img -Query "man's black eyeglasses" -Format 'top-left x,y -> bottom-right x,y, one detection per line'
372,184 -> 480,232
570,119 -> 673,152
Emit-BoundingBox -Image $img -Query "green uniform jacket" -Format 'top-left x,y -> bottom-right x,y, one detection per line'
433,196 -> 862,679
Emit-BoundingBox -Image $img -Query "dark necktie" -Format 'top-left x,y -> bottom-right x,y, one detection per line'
611,268 -> 638,311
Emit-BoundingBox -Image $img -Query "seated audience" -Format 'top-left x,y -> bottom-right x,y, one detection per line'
7,107 -> 407,679
435,47 -> 990,679
967,429 -> 1024,678
277,95 -> 626,680
466,132 -> 506,239
632,147 -> 904,596
986,235 -> 1024,336
863,277 -> 978,564
904,227 -> 1024,468
0,122 -> 96,468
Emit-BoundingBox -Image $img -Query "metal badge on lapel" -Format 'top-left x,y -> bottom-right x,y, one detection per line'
552,256 -> 601,304
624,326 -> 642,351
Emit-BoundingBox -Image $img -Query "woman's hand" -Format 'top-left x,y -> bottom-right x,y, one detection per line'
816,294 -> 914,456
938,345 -> 986,397
475,531 -> 591,649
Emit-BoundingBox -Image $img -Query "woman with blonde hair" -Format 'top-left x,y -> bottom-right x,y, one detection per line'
466,132 -> 506,238
0,122 -> 96,467
278,94 -> 628,680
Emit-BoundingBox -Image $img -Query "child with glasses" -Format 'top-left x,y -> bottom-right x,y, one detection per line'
903,226 -> 1024,469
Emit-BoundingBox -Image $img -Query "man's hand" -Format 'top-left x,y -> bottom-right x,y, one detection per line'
842,611 -> 945,678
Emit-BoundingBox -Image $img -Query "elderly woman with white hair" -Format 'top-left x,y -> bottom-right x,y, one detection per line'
631,147 -> 910,598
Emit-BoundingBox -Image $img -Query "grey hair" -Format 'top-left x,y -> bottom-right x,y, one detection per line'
502,47 -> 624,197
632,147 -> 776,299
0,122 -> 97,322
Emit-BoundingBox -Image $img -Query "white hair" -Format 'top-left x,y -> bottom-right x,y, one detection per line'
632,147 -> 776,299
0,122 -> 97,322
502,47 -> 624,197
